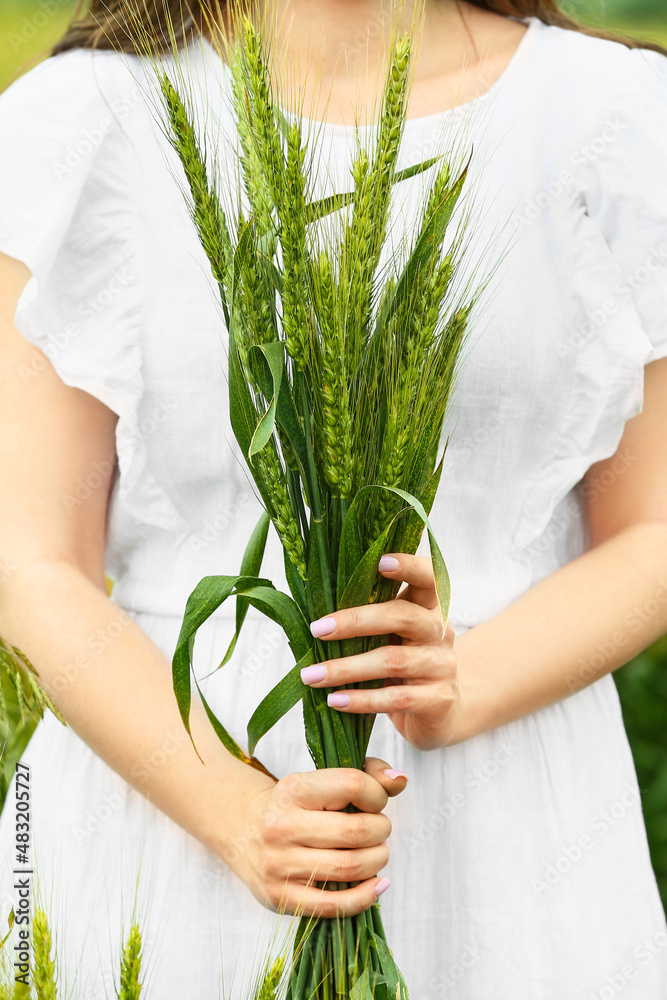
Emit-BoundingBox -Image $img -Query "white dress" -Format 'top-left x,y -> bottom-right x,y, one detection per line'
0,15 -> 666,999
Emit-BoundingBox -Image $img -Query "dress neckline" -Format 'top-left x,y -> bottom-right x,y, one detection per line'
199,16 -> 543,136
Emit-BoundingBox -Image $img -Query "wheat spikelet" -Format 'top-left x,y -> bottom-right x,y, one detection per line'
341,36 -> 412,367
0,641 -> 65,727
119,924 -> 143,1000
424,160 -> 451,220
371,256 -> 455,537
254,443 -> 307,577
11,670 -> 26,726
314,254 -> 354,497
231,58 -> 276,242
240,21 -> 286,209
237,228 -> 277,350
279,123 -> 310,365
0,678 -> 7,733
160,75 -> 232,293
240,24 -> 311,366
32,909 -> 57,1000
418,256 -> 455,354
255,955 -> 285,1000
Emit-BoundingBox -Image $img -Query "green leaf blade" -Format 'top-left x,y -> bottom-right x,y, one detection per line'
247,647 -> 315,755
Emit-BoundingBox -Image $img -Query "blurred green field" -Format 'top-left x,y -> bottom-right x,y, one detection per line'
0,0 -> 75,91
0,0 -> 666,913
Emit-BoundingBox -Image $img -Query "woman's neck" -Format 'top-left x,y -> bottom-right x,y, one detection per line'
238,0 -> 529,124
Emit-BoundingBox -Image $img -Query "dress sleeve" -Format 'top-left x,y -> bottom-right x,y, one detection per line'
510,42 -> 667,560
0,53 -> 186,534
582,46 -> 667,363
0,50 -> 141,414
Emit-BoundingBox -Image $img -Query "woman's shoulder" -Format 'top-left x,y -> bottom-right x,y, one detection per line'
0,48 -> 151,171
0,47 -> 154,301
1,46 -> 143,118
535,20 -> 666,105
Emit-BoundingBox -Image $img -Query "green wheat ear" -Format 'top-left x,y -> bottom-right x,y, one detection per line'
255,955 -> 285,1000
33,909 -> 57,1000
119,924 -> 143,1000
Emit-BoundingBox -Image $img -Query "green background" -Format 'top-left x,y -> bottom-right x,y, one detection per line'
0,0 -> 666,908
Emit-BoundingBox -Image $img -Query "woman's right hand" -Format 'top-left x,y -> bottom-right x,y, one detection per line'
229,757 -> 408,917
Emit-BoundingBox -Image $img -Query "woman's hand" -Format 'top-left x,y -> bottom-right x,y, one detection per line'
234,757 -> 407,917
302,554 -> 459,751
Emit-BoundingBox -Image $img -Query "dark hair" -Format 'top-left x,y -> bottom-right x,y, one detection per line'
52,0 -> 667,57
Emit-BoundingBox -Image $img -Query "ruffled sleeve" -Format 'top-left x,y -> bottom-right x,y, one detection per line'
512,42 -> 667,560
0,50 -> 185,533
582,46 -> 667,363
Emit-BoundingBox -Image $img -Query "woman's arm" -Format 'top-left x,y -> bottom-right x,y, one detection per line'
453,355 -> 667,739
301,358 -> 667,746
0,252 -> 402,915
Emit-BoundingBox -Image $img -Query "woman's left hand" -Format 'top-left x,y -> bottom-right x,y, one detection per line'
302,554 -> 459,751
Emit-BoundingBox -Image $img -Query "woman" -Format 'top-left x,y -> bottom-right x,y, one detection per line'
0,0 -> 666,996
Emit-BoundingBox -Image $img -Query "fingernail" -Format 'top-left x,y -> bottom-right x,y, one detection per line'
375,877 -> 391,899
383,769 -> 409,781
300,664 -> 328,685
310,616 -> 336,638
327,692 -> 350,708
378,555 -> 400,573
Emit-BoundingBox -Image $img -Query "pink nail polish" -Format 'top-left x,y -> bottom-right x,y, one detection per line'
378,555 -> 400,573
300,664 -> 328,685
383,769 -> 409,781
375,877 -> 391,899
327,692 -> 350,708
310,617 -> 336,638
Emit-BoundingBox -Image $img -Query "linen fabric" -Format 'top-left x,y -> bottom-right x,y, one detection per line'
0,16 -> 666,998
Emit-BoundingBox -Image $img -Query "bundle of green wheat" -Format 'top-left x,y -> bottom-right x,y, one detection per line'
160,18 -> 480,1000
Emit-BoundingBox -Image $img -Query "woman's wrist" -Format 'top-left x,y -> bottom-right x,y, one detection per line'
441,632 -> 492,746
200,759 -> 276,875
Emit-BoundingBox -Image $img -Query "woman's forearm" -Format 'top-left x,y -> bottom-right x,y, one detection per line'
0,558 -> 273,869
452,520 -> 667,742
